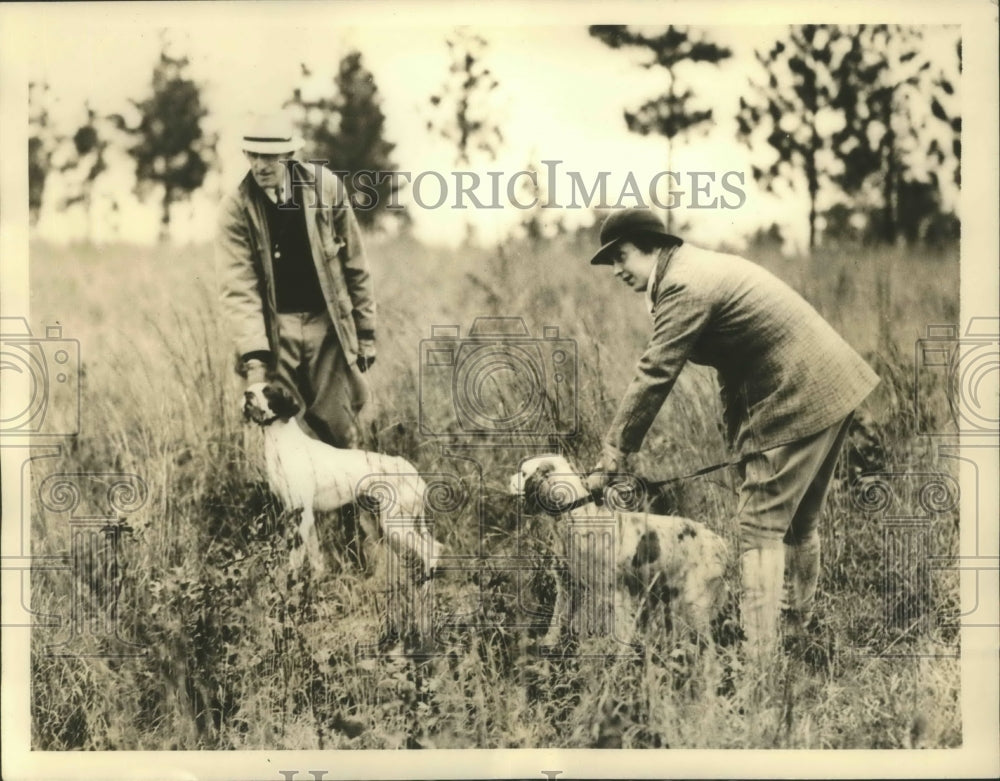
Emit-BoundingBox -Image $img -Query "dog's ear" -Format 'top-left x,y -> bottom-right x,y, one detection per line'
522,459 -> 556,504
263,384 -> 301,420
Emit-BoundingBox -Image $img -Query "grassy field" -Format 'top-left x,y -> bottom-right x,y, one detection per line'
27,231 -> 961,750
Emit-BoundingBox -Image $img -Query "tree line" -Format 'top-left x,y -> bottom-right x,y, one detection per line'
28,25 -> 960,250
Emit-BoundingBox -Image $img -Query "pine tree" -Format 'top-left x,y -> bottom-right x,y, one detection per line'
590,25 -> 731,231
56,104 -> 114,242
427,28 -> 504,167
831,25 -> 960,245
28,81 -> 56,227
736,25 -> 853,251
113,46 -> 216,242
426,28 -> 505,243
286,52 -> 402,228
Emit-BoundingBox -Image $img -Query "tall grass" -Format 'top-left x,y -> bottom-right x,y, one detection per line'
27,234 -> 960,749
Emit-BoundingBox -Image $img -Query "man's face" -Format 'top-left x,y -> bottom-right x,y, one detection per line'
610,242 -> 653,293
244,151 -> 289,190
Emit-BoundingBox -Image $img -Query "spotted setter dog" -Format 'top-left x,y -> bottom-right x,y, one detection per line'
509,454 -> 729,645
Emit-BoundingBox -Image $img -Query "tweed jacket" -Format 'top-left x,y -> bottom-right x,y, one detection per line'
606,243 -> 879,456
215,161 -> 375,373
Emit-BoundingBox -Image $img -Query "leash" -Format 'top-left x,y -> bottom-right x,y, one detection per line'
569,456 -> 744,512
559,493 -> 603,512
642,456 -> 744,490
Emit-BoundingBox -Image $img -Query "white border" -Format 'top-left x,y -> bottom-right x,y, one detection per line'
2,2 -> 997,779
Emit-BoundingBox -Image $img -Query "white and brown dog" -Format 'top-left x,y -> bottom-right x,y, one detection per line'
509,454 -> 729,644
243,383 -> 442,580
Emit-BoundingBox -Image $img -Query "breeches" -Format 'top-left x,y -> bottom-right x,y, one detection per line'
272,310 -> 369,448
736,414 -> 853,552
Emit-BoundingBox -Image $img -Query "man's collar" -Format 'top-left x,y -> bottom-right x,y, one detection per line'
645,241 -> 682,313
644,260 -> 657,314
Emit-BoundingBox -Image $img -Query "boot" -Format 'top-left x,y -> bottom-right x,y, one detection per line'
740,544 -> 785,663
783,534 -> 820,636
782,534 -> 833,668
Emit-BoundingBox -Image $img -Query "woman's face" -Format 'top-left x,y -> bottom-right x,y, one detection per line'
611,242 -> 655,292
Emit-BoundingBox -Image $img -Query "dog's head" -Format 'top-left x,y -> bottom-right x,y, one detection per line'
508,454 -> 590,514
243,383 -> 301,426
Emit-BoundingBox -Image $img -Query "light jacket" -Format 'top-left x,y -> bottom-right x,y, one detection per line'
606,243 -> 880,456
215,161 -> 375,373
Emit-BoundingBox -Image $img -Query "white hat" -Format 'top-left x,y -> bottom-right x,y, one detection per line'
241,113 -> 303,154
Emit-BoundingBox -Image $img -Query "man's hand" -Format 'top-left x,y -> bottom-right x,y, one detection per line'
357,338 -> 376,373
585,443 -> 634,493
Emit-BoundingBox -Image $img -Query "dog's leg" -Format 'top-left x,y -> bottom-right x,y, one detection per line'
540,566 -> 567,648
354,506 -> 383,576
286,506 -> 306,571
613,587 -> 639,647
289,542 -> 305,571
676,593 -> 712,640
671,568 -> 719,641
296,505 -> 325,576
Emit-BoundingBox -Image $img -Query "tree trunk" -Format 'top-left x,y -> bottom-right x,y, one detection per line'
882,125 -> 898,244
664,67 -> 676,234
83,187 -> 93,245
806,112 -> 821,253
664,140 -> 674,234
160,189 -> 171,243
806,153 -> 818,252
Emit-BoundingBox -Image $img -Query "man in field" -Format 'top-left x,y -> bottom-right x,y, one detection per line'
215,113 -> 376,448
585,207 -> 879,661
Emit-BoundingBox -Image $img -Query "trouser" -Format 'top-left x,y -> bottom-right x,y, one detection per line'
735,414 -> 854,657
272,310 -> 369,448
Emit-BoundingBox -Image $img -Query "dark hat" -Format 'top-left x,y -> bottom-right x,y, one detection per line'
589,208 -> 675,265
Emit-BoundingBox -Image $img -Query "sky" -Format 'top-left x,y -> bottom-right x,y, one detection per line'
21,3 -> 961,251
